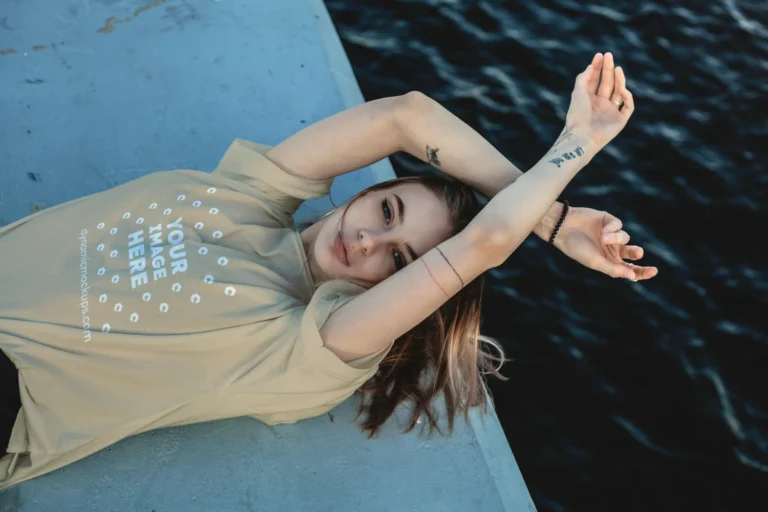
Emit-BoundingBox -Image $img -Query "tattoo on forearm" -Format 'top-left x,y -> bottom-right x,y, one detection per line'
548,146 -> 585,168
426,145 -> 441,166
553,129 -> 573,147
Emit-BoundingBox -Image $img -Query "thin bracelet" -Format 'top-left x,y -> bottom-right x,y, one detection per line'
435,247 -> 465,288
548,200 -> 569,246
421,259 -> 450,298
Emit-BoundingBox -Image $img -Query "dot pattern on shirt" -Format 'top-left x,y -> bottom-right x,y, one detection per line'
90,187 -> 239,336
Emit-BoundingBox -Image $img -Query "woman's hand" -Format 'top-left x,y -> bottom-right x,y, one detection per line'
553,206 -> 658,282
565,52 -> 634,149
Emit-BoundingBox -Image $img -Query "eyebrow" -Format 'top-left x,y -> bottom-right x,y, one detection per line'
394,193 -> 419,263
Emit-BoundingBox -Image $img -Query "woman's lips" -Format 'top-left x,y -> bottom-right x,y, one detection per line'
336,231 -> 349,266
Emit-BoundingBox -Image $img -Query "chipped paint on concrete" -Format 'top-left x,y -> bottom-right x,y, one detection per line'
96,0 -> 169,35
134,0 -> 168,18
97,16 -> 132,34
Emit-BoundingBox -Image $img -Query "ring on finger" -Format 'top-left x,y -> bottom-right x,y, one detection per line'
611,97 -> 624,109
625,262 -> 638,282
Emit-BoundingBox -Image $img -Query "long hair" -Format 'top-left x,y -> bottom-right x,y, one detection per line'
300,175 -> 508,438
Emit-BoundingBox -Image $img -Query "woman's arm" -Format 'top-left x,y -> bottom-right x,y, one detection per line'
266,95 -> 405,181
395,90 -> 565,242
321,54 -> 636,361
265,93 -> 563,241
321,129 -> 596,361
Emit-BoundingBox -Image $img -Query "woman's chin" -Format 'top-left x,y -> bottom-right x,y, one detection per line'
321,256 -> 344,281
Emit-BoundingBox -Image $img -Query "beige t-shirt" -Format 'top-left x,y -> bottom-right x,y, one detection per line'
0,139 -> 393,489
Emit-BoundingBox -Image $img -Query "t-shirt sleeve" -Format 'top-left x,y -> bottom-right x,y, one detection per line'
299,280 -> 395,379
247,280 -> 395,426
211,138 -> 334,220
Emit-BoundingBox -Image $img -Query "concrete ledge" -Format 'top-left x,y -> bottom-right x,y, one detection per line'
6,399 -> 523,512
0,0 -> 535,510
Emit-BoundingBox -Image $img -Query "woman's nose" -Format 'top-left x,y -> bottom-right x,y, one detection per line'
358,229 -> 389,255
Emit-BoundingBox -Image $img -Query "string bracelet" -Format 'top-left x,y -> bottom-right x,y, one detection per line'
548,200 -> 569,246
420,259 -> 450,298
435,247 -> 464,288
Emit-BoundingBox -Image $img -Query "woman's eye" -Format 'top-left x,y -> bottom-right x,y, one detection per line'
393,250 -> 404,271
382,199 -> 403,270
382,199 -> 392,224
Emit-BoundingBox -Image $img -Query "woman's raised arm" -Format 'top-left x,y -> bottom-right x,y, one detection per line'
321,55 -> 636,362
320,129 -> 595,361
392,90 -> 566,242
266,95 -> 407,180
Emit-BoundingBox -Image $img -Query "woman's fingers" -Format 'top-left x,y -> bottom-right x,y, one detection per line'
601,213 -> 623,234
603,259 -> 658,281
613,65 -> 626,98
587,53 -> 603,94
602,230 -> 630,245
619,245 -> 644,260
605,261 -> 637,280
597,52 -> 615,99
625,263 -> 659,281
574,60 -> 596,91
614,66 -> 635,117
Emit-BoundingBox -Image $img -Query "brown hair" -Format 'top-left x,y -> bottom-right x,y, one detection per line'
302,174 -> 508,438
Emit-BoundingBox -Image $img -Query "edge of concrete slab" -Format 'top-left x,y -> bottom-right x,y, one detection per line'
306,0 -> 397,184
306,1 -> 536,510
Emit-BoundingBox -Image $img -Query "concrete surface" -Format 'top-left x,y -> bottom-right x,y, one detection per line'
0,1 -> 536,510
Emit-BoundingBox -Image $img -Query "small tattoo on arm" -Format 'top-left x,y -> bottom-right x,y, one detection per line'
548,146 -> 584,168
426,145 -> 441,166
549,157 -> 565,167
553,130 -> 573,147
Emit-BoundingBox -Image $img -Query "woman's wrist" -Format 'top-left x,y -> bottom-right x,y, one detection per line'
551,127 -> 600,160
533,201 -> 568,245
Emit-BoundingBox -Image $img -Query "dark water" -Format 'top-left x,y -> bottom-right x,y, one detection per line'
325,1 -> 767,510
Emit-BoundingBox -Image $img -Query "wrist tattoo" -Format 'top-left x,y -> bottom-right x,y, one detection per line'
553,129 -> 573,147
426,145 -> 441,166
548,146 -> 584,168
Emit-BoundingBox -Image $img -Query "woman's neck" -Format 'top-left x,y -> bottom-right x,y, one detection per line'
299,218 -> 325,287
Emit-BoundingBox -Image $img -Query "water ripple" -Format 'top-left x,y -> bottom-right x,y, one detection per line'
704,368 -> 746,441
586,5 -> 629,23
613,415 -> 677,456
734,449 -> 768,472
326,0 -> 768,508
722,0 -> 768,38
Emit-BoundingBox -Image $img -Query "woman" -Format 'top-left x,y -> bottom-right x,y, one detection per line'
0,52 -> 655,488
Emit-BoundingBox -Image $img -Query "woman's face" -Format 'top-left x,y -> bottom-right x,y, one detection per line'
301,182 -> 454,288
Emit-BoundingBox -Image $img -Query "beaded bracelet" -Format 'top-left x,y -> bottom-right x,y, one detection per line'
548,200 -> 569,246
